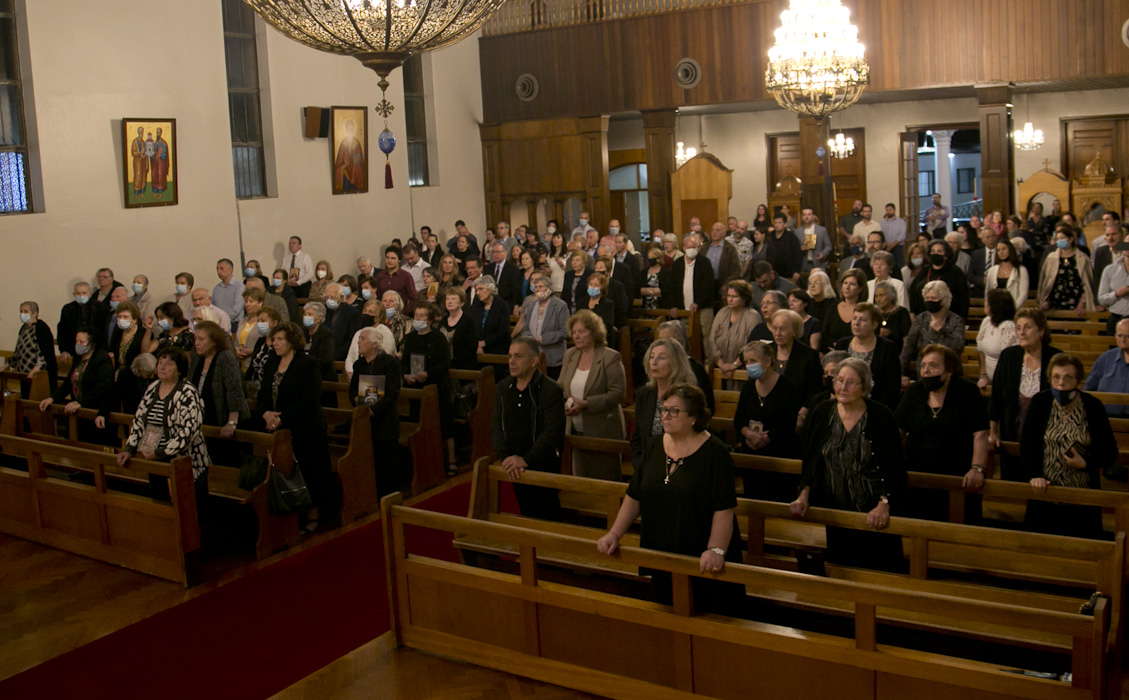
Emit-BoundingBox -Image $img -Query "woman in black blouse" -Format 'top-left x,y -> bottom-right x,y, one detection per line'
583,272 -> 618,337
143,302 -> 194,355
598,384 -> 744,615
244,306 -> 280,401
834,302 -> 902,410
189,321 -> 249,465
471,276 -> 512,356
301,301 -> 339,408
872,281 -> 911,355
561,250 -> 591,313
41,327 -> 115,446
260,323 -> 338,532
734,341 -> 802,502
440,286 -> 480,370
791,358 -> 906,572
629,338 -> 696,472
402,301 -> 457,477
349,326 -> 405,497
639,247 -> 671,310
822,268 -> 867,352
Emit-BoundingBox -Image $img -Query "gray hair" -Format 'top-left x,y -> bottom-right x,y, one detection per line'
922,280 -> 953,309
822,350 -> 849,370
131,353 -> 157,378
474,274 -> 498,294
134,274 -> 149,285
807,269 -> 837,300
662,232 -> 678,246
872,280 -> 897,303
303,301 -> 327,320
836,357 -> 873,396
656,320 -> 688,349
763,290 -> 788,308
871,250 -> 894,268
357,256 -> 372,265
644,338 -> 695,389
325,282 -> 343,300
358,326 -> 383,345
1010,236 -> 1028,255
381,290 -> 404,313
20,300 -> 39,315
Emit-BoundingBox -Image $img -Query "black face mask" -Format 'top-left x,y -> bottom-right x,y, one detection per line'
922,374 -> 946,392
849,246 -> 864,256
824,375 -> 835,390
929,252 -> 947,266
924,300 -> 943,313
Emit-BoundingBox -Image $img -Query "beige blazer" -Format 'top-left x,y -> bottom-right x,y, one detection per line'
1037,250 -> 1096,311
559,345 -> 626,440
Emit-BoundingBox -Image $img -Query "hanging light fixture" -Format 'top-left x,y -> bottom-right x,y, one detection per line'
765,0 -> 870,121
244,0 -> 506,186
828,131 -> 854,159
1013,94 -> 1044,151
675,142 -> 697,168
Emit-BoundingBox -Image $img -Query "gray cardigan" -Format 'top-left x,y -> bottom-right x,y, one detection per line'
189,349 -> 250,424
519,295 -> 570,367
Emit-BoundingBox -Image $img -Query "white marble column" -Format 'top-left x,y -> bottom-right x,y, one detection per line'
933,130 -> 955,225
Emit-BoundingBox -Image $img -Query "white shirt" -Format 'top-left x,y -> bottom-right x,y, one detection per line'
976,318 -> 1017,381
683,258 -> 696,310
344,325 -> 398,378
867,277 -> 909,310
286,249 -> 315,286
402,259 -> 431,292
569,368 -> 590,432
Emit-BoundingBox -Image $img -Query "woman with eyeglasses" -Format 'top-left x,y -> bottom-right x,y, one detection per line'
791,358 -> 906,572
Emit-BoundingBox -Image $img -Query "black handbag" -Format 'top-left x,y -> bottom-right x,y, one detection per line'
453,379 -> 478,420
237,451 -> 269,490
268,456 -> 313,515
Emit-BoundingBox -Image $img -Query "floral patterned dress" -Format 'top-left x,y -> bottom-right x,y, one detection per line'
1048,254 -> 1083,310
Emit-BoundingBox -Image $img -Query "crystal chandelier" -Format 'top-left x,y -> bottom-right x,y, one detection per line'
675,142 -> 697,168
1012,94 -> 1044,151
244,0 -> 505,185
765,0 -> 870,121
828,131 -> 854,158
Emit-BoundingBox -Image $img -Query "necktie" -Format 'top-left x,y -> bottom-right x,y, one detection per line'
291,254 -> 297,271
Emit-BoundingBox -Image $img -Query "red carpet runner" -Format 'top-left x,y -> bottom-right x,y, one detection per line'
0,480 -> 496,700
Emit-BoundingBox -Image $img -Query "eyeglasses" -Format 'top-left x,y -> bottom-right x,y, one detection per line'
658,406 -> 684,417
833,377 -> 861,388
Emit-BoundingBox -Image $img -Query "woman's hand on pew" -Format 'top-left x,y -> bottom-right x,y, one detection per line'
500,455 -> 528,479
962,468 -> 985,492
789,489 -> 810,518
63,401 -> 81,415
596,531 -> 620,555
700,549 -> 725,574
95,416 -> 106,429
116,452 -> 130,467
1029,477 -> 1049,494
866,501 -> 890,530
38,397 -> 54,412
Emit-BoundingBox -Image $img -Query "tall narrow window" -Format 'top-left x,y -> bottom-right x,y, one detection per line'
0,0 -> 31,213
402,54 -> 430,187
222,0 -> 267,198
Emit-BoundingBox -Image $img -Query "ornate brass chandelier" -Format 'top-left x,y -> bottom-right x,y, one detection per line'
244,0 -> 505,184
765,0 -> 870,122
828,131 -> 854,159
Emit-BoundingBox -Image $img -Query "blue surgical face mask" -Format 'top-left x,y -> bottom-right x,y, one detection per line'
302,316 -> 315,328
362,289 -> 373,300
341,286 -> 352,297
1056,239 -> 1070,250
74,343 -> 90,356
587,287 -> 601,297
157,318 -> 172,331
75,295 -> 90,305
746,363 -> 766,380
109,300 -> 121,310
132,283 -> 144,294
19,312 -> 31,324
326,299 -> 339,310
849,246 -> 864,256
385,307 -> 395,319
175,284 -> 188,295
117,318 -> 132,330
412,320 -> 429,332
271,278 -> 283,288
256,321 -> 270,335
245,267 -> 256,278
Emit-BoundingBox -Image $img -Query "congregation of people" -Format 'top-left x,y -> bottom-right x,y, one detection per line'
9,201 -> 1129,575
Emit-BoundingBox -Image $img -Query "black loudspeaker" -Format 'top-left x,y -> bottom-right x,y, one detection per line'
304,107 -> 330,139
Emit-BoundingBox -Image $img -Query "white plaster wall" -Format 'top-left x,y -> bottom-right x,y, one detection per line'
1,0 -> 487,350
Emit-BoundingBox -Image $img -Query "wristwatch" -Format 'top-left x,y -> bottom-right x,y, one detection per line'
879,495 -> 890,505
709,547 -> 725,557
227,420 -> 237,427
971,465 -> 984,473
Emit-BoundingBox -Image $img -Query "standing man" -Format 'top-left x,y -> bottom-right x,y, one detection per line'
447,220 -> 479,256
669,234 -> 717,340
727,220 -> 755,275
92,268 -> 123,305
57,282 -> 108,361
967,225 -> 998,297
572,211 -> 596,241
880,202 -> 908,270
764,214 -> 803,284
191,288 -> 232,331
922,193 -> 950,239
356,256 -> 375,280
611,229 -> 639,296
495,222 -> 518,255
490,242 -> 523,308
212,259 -> 245,334
704,221 -> 741,291
285,236 -> 315,299
375,248 -> 418,313
852,203 -> 882,242
401,243 -> 431,293
493,337 -> 565,520
838,200 -> 864,251
795,207 -> 831,272
462,257 -> 484,290
1093,223 -> 1124,295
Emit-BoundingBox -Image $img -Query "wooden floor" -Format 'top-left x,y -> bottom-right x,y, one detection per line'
269,633 -> 605,700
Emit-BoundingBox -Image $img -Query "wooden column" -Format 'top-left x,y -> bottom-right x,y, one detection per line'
479,124 -> 504,228
978,83 -> 1014,217
578,116 -> 611,230
798,117 -> 834,235
642,109 -> 677,234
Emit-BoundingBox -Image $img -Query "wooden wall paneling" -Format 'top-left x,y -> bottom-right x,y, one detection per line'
581,116 -> 612,230
1062,117 -> 1127,183
798,118 -> 833,232
609,148 -> 646,170
977,84 -> 1015,218
478,0 -> 1129,124
643,109 -> 677,233
480,125 -> 504,229
671,154 -> 733,235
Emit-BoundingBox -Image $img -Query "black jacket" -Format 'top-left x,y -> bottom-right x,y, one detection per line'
1021,390 -> 1116,487
988,343 -> 1063,442
326,303 -> 364,362
492,370 -> 565,474
771,340 -> 823,407
562,268 -> 593,312
490,260 -> 524,309
258,351 -> 328,444
57,301 -> 109,356
349,352 -> 402,443
271,285 -> 300,323
833,336 -> 903,410
669,256 -> 716,309
469,296 -> 512,355
304,323 -> 339,382
910,263 -> 969,319
52,347 -> 115,416
765,230 -> 803,279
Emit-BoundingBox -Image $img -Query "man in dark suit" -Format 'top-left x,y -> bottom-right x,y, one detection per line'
611,231 -> 640,298
668,234 -> 717,338
764,214 -> 803,283
967,226 -> 999,298
489,242 -> 523,308
594,257 -> 630,330
841,234 -> 874,280
57,282 -> 108,361
1093,223 -> 1121,290
323,282 -> 364,361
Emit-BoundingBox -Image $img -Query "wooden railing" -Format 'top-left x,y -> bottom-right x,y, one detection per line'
482,0 -> 751,36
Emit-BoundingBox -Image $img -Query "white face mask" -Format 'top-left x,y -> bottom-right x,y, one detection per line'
536,289 -> 551,300
132,283 -> 144,294
547,225 -> 556,234
579,218 -> 588,227
117,318 -> 133,330
316,269 -> 327,279
684,248 -> 699,260
608,226 -> 619,236
19,312 -> 31,324
175,284 -> 188,295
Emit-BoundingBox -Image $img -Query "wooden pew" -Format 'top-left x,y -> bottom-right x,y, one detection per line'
0,369 -> 51,404
0,396 -> 303,560
634,308 -> 702,362
450,366 -> 496,466
320,405 -> 379,525
388,475 -> 1112,700
0,433 -> 202,586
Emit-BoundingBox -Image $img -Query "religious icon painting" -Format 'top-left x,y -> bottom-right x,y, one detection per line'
330,106 -> 369,195
122,118 -> 178,209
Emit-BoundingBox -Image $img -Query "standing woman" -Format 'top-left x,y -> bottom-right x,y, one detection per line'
597,384 -> 744,615
437,254 -> 465,294
108,301 -> 146,413
985,236 -> 1029,308
562,250 -> 592,313
909,240 -> 970,319
989,308 -> 1063,480
270,268 -> 300,322
547,230 -> 568,294
471,276 -> 512,356
583,272 -> 618,337
1038,227 -> 1096,313
806,269 -> 837,335
440,287 -> 481,370
40,328 -> 115,445
872,282 -> 911,355
560,310 -> 627,480
752,203 -> 771,233
707,280 -> 763,387
337,274 -> 361,310
734,341 -> 803,501
661,232 -> 683,268
835,302 -> 903,410
976,288 -> 1018,388
791,358 -> 907,572
900,280 -> 966,385
144,302 -> 194,354
300,302 -> 338,384
787,289 -> 822,351
822,269 -> 867,352
768,309 -> 823,406
402,301 -> 458,476
349,327 -> 404,497
260,323 -> 338,533
116,347 -> 211,517
309,260 -> 334,303
901,242 -> 927,287
189,321 -> 249,465
380,290 -> 410,356
1021,353 -> 1116,539
748,228 -> 768,267
629,339 -> 695,472
235,287 -> 266,372
244,306 -> 280,400
10,301 -> 58,393
512,276 -> 569,380
639,247 -> 671,310
519,250 -> 540,303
